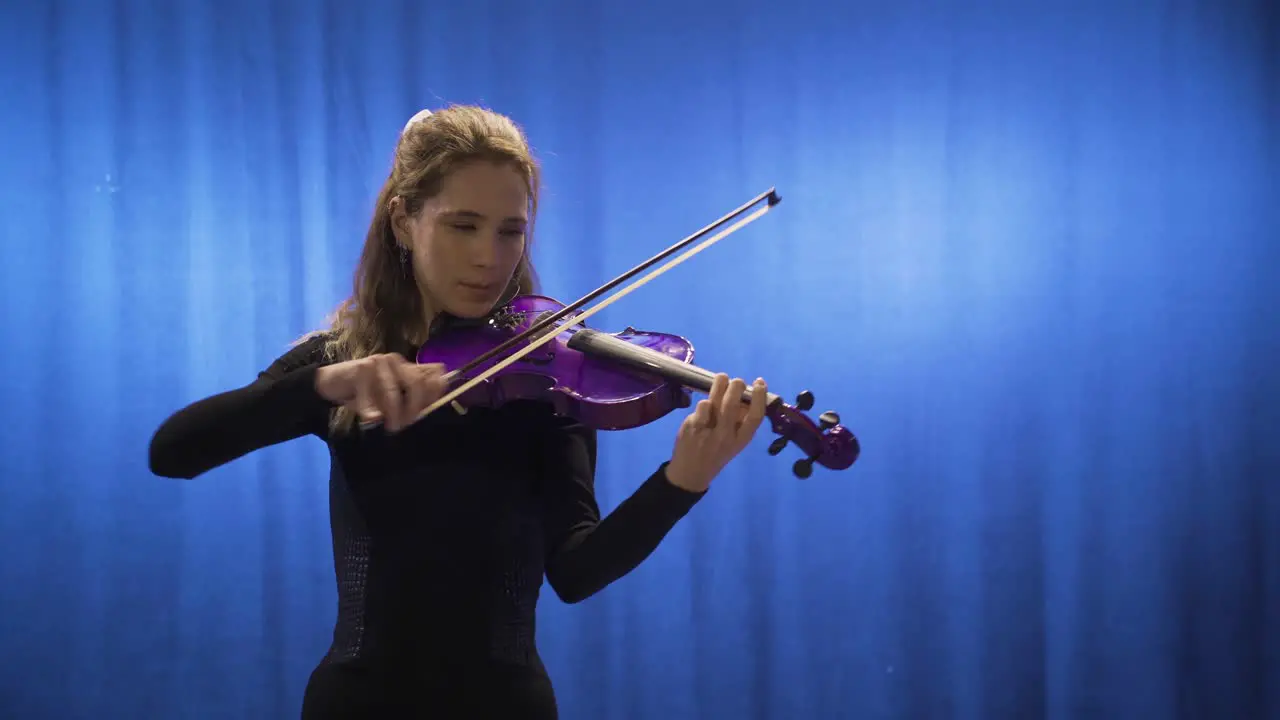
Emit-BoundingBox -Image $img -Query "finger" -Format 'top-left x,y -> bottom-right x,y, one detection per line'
354,360 -> 381,426
739,378 -> 769,440
705,374 -> 728,428
690,398 -> 714,429
417,363 -> 449,414
392,358 -> 430,423
426,364 -> 450,397
406,364 -> 452,424
428,367 -> 448,398
374,355 -> 406,430
718,377 -> 748,434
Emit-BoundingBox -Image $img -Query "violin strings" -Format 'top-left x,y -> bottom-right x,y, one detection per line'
416,202 -> 778,421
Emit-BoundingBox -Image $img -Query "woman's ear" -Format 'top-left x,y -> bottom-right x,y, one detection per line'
388,196 -> 412,249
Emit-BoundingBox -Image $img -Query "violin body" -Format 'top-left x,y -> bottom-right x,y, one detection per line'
418,294 -> 860,477
418,295 -> 696,430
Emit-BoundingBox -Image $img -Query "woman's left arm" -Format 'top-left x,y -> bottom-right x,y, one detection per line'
540,375 -> 767,604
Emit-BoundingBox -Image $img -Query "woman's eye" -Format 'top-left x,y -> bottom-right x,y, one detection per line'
448,222 -> 522,238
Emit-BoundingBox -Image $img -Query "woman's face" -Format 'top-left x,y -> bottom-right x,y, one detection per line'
397,160 -> 529,319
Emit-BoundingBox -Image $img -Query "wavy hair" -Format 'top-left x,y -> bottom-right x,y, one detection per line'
301,104 -> 541,432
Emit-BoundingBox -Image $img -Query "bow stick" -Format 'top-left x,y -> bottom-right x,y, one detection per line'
444,188 -> 781,381
419,189 -> 782,421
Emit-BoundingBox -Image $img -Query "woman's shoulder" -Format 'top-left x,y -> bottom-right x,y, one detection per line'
261,329 -> 339,377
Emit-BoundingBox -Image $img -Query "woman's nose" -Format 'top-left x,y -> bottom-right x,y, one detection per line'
468,234 -> 500,268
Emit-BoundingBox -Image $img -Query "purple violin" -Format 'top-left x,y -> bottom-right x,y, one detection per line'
415,189 -> 860,478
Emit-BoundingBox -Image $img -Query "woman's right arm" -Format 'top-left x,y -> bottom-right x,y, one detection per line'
148,336 -> 337,479
149,337 -> 449,479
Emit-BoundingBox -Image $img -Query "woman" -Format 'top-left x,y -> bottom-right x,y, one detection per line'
149,104 -> 769,718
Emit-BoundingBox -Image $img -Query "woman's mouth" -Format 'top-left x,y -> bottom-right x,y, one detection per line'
458,281 -> 498,297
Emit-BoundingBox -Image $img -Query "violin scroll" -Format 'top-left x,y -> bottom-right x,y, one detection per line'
762,391 -> 859,478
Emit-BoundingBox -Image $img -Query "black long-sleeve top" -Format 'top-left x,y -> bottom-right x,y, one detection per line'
148,333 -> 704,715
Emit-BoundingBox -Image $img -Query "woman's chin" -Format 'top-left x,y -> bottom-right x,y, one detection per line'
441,297 -> 500,320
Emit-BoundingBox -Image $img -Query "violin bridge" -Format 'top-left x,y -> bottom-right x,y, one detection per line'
451,400 -> 468,415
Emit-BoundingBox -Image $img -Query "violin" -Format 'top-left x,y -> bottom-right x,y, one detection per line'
415,189 -> 860,478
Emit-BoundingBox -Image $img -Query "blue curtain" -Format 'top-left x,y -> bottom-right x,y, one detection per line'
2,0 -> 1276,718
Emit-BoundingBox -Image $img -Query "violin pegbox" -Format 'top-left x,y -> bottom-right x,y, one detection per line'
763,390 -> 860,478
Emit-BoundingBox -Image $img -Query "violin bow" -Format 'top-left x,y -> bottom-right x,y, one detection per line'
442,188 -> 781,381
421,188 -> 782,419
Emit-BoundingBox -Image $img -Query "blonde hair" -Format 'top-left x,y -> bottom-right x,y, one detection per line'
302,104 -> 541,432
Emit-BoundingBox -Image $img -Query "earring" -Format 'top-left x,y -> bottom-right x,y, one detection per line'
399,245 -> 409,265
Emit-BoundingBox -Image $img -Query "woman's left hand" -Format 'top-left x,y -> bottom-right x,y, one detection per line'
665,374 -> 769,493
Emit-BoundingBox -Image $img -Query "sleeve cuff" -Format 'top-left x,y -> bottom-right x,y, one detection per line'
262,363 -> 339,415
647,461 -> 707,513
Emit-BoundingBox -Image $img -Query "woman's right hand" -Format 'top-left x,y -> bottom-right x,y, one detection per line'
314,354 -> 448,432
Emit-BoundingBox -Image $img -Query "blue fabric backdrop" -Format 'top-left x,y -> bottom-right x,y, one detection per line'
1,0 -> 1276,718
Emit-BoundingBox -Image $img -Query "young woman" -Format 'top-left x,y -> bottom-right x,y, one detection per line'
149,105 -> 769,718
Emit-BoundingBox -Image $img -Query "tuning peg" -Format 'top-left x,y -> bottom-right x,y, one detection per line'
819,411 -> 840,430
768,437 -> 789,456
792,456 -> 814,479
795,390 -> 814,411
